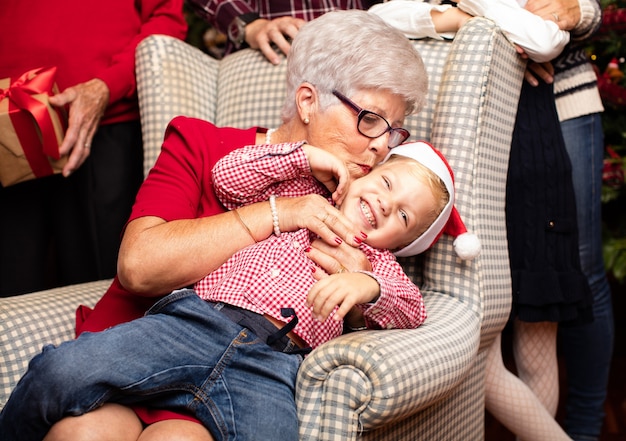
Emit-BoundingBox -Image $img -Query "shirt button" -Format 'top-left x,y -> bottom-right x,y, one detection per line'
547,220 -> 555,229
293,241 -> 301,250
270,268 -> 281,278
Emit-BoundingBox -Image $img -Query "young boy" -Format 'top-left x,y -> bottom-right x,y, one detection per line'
198,139 -> 479,349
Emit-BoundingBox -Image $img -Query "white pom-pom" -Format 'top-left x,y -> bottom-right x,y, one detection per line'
453,233 -> 481,260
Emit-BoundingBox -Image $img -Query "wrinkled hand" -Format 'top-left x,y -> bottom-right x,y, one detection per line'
524,61 -> 555,86
308,237 -> 371,279
245,16 -> 306,64
275,194 -> 364,247
302,144 -> 351,205
307,272 -> 379,322
48,78 -> 109,176
524,0 -> 580,30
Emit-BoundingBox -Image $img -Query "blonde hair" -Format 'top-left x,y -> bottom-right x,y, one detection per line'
384,155 -> 450,241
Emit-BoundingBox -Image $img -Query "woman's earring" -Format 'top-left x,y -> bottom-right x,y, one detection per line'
303,117 -> 310,125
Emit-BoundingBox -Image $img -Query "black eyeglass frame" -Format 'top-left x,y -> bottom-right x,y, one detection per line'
332,90 -> 410,148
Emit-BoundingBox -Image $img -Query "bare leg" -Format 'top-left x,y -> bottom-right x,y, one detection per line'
485,334 -> 572,441
138,419 -> 215,441
513,320 -> 559,416
43,404 -> 143,441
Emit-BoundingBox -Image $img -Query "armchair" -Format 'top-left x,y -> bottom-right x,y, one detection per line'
0,17 -> 525,440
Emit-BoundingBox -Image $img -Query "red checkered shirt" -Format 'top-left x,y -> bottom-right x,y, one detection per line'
194,142 -> 426,348
187,0 -> 380,54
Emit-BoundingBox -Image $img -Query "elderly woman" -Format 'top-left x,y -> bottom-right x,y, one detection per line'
0,10 -> 428,441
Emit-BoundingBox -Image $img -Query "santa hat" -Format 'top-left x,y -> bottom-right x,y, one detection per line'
384,141 -> 481,259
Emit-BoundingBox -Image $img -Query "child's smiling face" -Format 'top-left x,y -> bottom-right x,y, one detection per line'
338,159 -> 437,251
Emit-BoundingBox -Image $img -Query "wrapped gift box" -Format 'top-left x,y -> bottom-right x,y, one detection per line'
0,67 -> 68,187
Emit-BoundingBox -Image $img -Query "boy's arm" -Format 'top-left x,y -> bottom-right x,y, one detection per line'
211,141 -> 309,209
356,252 -> 427,330
307,250 -> 426,330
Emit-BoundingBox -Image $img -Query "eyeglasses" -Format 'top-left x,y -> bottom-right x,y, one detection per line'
332,90 -> 410,149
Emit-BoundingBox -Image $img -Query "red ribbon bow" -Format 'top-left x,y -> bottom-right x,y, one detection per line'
1,66 -> 66,179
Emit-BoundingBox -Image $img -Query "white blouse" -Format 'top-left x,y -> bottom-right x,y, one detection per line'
369,0 -> 570,62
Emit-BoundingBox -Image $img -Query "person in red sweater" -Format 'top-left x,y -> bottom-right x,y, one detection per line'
0,11 -> 430,441
0,0 -> 188,297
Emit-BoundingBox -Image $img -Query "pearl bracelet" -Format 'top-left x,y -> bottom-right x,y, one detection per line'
269,195 -> 280,236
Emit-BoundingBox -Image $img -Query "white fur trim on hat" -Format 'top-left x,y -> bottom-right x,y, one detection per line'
384,142 -> 481,259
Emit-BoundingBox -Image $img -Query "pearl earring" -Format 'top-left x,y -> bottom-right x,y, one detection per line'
303,117 -> 310,125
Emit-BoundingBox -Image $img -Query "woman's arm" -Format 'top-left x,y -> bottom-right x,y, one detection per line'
457,0 -> 570,62
371,0 -> 570,62
370,1 -> 472,40
120,195 -> 364,295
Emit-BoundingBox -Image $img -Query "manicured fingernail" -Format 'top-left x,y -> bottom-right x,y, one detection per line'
335,237 -> 343,245
305,247 -> 311,252
360,231 -> 368,239
354,236 -> 363,244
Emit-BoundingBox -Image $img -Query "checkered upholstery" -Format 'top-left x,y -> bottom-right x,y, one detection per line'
0,280 -> 110,405
0,17 -> 525,440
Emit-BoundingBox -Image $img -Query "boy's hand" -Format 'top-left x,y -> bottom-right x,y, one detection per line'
302,144 -> 351,205
306,272 -> 379,322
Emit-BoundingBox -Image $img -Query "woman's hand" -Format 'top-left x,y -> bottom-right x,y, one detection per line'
307,237 -> 371,277
245,17 -> 306,65
307,272 -> 379,322
524,61 -> 555,86
524,0 -> 581,31
275,194 -> 365,247
49,78 -> 109,177
301,144 -> 351,205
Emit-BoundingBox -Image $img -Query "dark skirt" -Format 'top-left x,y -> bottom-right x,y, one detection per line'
506,79 -> 593,325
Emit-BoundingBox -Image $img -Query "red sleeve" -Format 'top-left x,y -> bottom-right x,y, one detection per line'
97,0 -> 188,105
357,248 -> 427,330
76,117 -> 258,335
129,116 -> 259,222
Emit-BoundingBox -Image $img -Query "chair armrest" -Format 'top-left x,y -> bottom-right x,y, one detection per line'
296,294 -> 480,440
0,280 -> 111,410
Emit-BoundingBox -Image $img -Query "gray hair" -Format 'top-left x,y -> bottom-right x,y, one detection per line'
281,10 -> 428,122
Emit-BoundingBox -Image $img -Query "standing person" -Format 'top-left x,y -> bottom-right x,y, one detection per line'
0,1 -> 188,297
3,10 -> 430,440
186,0 -> 380,63
372,1 -> 595,439
525,0 -> 614,439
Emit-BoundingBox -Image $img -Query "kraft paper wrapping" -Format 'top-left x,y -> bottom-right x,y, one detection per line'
0,67 -> 68,187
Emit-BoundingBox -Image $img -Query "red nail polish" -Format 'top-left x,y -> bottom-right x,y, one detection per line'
354,236 -> 363,244
304,247 -> 311,252
335,237 -> 343,245
360,231 -> 368,239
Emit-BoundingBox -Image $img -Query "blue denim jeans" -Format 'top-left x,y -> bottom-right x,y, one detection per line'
0,289 -> 303,441
559,113 -> 614,440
